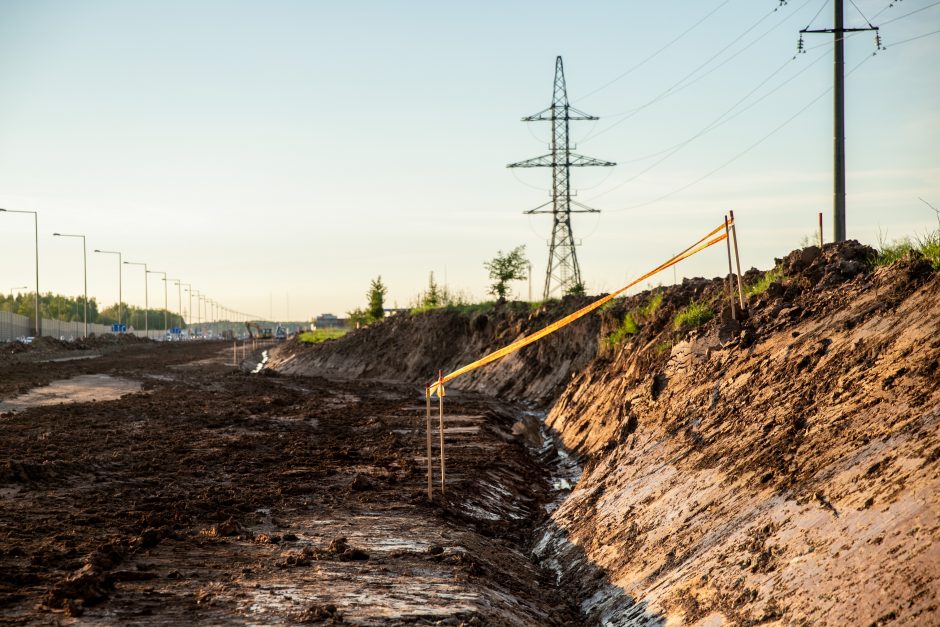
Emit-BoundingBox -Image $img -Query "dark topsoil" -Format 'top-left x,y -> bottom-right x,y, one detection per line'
0,341 -> 580,625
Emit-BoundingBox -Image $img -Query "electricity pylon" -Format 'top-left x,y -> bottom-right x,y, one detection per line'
508,56 -> 615,299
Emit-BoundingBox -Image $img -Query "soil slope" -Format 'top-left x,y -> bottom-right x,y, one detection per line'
271,242 -> 940,625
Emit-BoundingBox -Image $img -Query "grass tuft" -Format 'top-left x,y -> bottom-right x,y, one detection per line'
744,266 -> 784,297
874,236 -> 915,268
605,292 -> 663,348
638,291 -> 663,318
606,313 -> 639,347
673,300 -> 714,331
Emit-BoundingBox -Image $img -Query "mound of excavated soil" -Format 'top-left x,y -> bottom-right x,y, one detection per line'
268,297 -> 603,405
271,241 -> 939,625
545,247 -> 940,625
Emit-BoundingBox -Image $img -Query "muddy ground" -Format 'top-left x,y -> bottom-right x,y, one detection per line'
262,243 -> 940,625
0,341 -> 581,625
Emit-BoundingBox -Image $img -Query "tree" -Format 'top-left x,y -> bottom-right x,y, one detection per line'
367,276 -> 387,321
347,308 -> 371,329
484,245 -> 529,303
421,272 -> 441,308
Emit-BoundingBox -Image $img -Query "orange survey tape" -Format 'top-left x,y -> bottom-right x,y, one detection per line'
426,220 -> 731,398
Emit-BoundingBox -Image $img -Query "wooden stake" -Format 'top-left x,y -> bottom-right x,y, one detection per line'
233,340 -> 237,366
729,210 -> 745,309
818,212 -> 824,247
438,371 -> 446,497
724,215 -> 737,320
425,387 -> 433,501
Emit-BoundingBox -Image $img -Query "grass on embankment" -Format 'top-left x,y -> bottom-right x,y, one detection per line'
298,329 -> 348,344
875,225 -> 940,270
672,299 -> 714,331
607,291 -> 664,347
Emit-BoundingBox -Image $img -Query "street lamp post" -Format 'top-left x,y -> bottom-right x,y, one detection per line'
94,249 -> 123,332
148,271 -> 167,334
0,208 -> 40,336
53,233 -> 88,338
169,279 -> 181,333
191,289 -> 201,337
124,261 -> 148,336
182,284 -> 192,337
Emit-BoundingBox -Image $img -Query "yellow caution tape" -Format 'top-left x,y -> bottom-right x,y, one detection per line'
427,221 -> 731,397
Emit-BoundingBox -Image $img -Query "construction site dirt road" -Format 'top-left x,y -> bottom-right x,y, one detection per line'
1,340 -> 580,624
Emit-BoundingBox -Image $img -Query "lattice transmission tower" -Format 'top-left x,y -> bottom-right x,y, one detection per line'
508,56 -> 615,299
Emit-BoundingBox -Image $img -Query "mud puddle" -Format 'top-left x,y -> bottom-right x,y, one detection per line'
0,373 -> 141,414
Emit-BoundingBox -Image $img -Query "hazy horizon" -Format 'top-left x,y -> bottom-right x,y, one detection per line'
2,0 -> 938,320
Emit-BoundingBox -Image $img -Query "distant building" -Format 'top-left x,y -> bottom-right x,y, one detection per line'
314,313 -> 348,329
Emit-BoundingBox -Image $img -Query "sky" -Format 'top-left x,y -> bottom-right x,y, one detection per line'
1,0 -> 938,321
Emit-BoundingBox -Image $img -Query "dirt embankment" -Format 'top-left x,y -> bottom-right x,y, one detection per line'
268,299 -> 601,405
543,244 -> 940,625
272,241 -> 940,625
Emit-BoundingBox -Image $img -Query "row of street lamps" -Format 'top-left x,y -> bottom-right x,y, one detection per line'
2,207 -> 261,339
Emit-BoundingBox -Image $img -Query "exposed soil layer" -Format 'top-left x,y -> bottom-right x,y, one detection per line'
270,242 -> 940,625
268,298 -> 601,406
0,341 -> 582,624
542,247 -> 940,625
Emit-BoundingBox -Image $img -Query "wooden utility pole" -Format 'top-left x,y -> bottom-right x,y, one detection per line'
800,0 -> 879,242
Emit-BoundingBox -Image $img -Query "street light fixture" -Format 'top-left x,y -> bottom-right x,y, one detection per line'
53,233 -> 88,338
0,208 -> 40,336
148,270 -> 167,333
124,261 -> 148,335
94,249 -> 123,332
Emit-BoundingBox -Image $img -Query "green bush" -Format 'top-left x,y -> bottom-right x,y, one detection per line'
673,300 -> 714,331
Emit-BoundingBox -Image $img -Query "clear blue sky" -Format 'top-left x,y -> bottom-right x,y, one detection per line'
1,0 -> 938,320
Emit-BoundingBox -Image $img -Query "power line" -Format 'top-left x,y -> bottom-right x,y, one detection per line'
804,0 -> 830,30
579,0 -> 734,101
587,47 -> 830,200
847,0 -> 876,26
880,0 -> 940,25
603,52 -> 879,214
582,0 -> 814,143
592,5 -> 782,122
870,0 -> 903,22
887,26 -> 940,45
